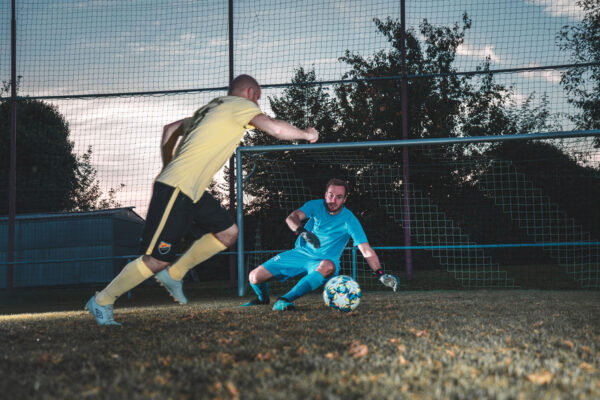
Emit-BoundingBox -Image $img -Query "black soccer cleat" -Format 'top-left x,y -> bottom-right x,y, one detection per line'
241,297 -> 270,307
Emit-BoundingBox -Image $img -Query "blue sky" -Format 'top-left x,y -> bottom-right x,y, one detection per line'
0,0 -> 589,215
1,0 -> 584,94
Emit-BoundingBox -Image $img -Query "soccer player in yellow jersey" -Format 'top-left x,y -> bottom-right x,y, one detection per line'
86,75 -> 319,325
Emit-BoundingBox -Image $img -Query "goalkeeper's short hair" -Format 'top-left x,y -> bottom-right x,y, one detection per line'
325,178 -> 348,196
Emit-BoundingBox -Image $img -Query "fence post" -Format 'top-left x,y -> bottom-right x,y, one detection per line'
400,0 -> 414,280
228,0 -> 237,290
352,246 -> 357,281
7,0 -> 18,291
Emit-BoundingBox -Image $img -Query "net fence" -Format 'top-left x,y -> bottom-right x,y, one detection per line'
239,134 -> 600,290
1,0 -> 598,289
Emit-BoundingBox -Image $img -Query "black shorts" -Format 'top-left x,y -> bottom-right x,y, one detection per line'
139,182 -> 234,261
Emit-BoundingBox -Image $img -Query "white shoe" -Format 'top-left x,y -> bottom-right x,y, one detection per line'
155,270 -> 188,305
85,295 -> 121,326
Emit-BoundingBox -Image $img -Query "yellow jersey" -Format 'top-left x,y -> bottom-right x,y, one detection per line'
156,95 -> 262,202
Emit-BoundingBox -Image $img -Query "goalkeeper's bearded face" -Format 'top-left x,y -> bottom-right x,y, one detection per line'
324,185 -> 347,215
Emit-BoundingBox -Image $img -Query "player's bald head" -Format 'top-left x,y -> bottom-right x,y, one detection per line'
228,74 -> 260,96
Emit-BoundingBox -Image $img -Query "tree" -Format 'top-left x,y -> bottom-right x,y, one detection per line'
558,0 -> 600,145
69,146 -> 124,211
0,82 -> 121,214
241,14 -> 570,254
336,14 -> 474,143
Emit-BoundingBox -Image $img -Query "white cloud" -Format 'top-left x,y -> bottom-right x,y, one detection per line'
518,68 -> 563,84
456,43 -> 501,63
180,33 -> 196,41
526,0 -> 585,20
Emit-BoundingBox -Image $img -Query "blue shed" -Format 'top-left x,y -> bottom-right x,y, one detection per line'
0,207 -> 144,288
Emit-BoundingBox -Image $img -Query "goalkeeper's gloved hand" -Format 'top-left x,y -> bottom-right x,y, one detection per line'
295,227 -> 321,248
373,269 -> 400,292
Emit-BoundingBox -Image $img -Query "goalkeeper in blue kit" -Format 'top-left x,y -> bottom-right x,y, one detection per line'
243,178 -> 400,311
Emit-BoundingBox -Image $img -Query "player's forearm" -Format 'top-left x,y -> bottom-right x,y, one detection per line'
269,120 -> 311,141
161,120 -> 184,166
251,114 -> 318,142
364,254 -> 382,272
285,213 -> 304,232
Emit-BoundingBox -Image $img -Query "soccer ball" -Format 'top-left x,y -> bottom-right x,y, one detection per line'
323,275 -> 362,312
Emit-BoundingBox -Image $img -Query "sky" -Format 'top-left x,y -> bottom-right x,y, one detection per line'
0,0 -> 591,216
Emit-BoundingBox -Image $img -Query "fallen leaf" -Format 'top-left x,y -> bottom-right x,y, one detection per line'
154,375 -> 169,385
36,353 -> 63,365
182,311 -> 199,321
210,352 -> 236,366
581,346 -> 592,354
398,355 -> 408,365
415,330 -> 429,338
226,381 -> 240,399
325,352 -> 339,359
527,371 -> 552,385
81,387 -> 100,397
580,362 -> 595,372
348,340 -> 368,358
158,355 -> 171,367
367,373 -> 385,382
256,352 -> 272,361
561,340 -> 574,349
397,344 -> 406,352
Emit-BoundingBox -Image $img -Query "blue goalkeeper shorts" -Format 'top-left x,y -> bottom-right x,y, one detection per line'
262,249 -> 340,282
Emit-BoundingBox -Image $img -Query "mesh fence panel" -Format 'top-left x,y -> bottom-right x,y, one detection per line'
1,1 -> 597,289
240,135 -> 600,289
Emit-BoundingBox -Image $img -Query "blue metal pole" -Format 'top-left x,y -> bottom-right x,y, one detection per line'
7,0 -> 17,291
400,0 -> 413,280
237,130 -> 600,154
236,149 -> 245,296
352,246 -> 357,281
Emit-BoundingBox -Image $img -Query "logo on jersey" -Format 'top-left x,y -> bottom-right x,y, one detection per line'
158,241 -> 172,255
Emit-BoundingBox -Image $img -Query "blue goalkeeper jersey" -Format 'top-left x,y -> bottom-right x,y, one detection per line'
295,199 -> 368,261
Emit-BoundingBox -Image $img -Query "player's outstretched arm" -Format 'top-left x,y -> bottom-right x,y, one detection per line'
250,114 -> 318,143
358,242 -> 400,292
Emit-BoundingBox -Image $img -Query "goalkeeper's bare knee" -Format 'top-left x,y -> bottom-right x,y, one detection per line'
316,260 -> 335,277
249,265 -> 272,284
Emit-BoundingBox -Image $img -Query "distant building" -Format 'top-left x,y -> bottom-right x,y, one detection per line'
0,208 -> 144,288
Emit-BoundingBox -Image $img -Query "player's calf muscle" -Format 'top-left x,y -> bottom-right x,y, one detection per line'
142,255 -> 170,273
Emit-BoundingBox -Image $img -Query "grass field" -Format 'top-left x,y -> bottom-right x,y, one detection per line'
1,285 -> 599,399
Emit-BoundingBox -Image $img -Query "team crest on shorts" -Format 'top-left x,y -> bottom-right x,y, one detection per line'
158,241 -> 172,255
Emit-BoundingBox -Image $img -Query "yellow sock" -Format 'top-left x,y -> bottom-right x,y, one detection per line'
95,257 -> 154,306
168,234 -> 227,281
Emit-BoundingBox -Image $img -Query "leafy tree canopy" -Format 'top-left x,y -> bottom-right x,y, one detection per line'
1,81 -> 122,214
558,0 -> 600,143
